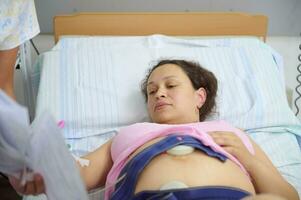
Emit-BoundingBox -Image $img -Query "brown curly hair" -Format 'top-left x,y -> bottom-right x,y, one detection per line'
141,59 -> 218,122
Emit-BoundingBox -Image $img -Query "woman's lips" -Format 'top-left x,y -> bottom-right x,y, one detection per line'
154,102 -> 171,111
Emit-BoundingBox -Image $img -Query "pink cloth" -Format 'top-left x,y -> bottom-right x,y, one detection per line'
105,120 -> 254,199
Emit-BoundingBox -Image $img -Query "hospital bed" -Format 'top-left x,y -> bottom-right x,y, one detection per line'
32,12 -> 301,199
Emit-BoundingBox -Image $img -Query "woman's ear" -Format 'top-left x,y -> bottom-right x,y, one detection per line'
195,87 -> 207,109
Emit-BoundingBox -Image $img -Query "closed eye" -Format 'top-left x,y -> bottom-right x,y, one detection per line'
167,85 -> 177,88
148,90 -> 156,95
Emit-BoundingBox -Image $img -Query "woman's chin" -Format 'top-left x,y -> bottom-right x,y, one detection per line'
153,116 -> 174,124
154,117 -> 182,125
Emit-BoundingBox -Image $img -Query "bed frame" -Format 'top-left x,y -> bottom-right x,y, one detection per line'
53,12 -> 268,43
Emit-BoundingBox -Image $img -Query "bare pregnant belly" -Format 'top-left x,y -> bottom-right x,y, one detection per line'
130,138 -> 256,194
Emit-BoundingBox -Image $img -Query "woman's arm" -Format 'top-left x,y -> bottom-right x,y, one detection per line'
209,131 -> 299,200
78,139 -> 113,190
245,138 -> 299,200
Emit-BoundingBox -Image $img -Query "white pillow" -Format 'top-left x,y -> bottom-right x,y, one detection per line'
36,35 -> 300,139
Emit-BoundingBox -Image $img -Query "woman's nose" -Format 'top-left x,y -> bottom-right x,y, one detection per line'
155,87 -> 166,98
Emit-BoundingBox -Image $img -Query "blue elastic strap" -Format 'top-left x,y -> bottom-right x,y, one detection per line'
134,186 -> 251,200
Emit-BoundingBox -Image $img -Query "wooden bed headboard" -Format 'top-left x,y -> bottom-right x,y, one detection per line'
53,12 -> 268,43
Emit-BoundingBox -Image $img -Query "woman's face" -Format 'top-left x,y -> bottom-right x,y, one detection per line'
146,64 -> 206,124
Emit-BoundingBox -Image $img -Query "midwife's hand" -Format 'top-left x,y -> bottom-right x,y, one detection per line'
9,173 -> 45,196
208,131 -> 255,170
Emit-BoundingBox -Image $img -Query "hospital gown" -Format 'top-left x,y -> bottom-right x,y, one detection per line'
0,0 -> 40,50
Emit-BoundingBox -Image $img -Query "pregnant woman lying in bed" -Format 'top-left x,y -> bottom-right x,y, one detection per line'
10,60 -> 299,200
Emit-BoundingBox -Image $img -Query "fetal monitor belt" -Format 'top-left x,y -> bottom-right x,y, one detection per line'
166,145 -> 195,156
160,180 -> 188,190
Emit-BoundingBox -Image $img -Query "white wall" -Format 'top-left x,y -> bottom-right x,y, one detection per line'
266,37 -> 301,102
35,0 -> 301,36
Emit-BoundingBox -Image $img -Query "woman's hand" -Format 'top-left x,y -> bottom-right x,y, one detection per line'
208,131 -> 255,170
209,131 -> 300,200
9,173 -> 45,196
